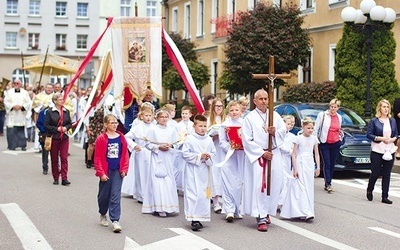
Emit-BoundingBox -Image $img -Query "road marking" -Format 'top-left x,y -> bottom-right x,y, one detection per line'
124,227 -> 224,250
368,227 -> 400,239
0,203 -> 52,250
2,148 -> 38,155
273,219 -> 358,250
332,179 -> 400,198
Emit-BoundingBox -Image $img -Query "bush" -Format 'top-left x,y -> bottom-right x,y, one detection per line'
282,81 -> 337,103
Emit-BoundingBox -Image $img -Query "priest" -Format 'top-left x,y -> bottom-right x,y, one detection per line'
241,89 -> 286,232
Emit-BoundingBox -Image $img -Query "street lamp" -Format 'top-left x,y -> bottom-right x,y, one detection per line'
341,0 -> 396,119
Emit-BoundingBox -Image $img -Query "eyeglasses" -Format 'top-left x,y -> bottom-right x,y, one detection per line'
108,122 -> 119,125
215,105 -> 223,108
158,116 -> 169,118
13,82 -> 19,85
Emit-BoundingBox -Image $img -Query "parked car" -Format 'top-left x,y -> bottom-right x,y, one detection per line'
274,103 -> 371,171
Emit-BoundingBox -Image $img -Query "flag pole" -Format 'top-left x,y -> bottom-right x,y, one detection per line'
39,45 -> 49,87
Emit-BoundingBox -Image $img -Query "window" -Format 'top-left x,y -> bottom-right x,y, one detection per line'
227,0 -> 236,15
210,59 -> 218,94
7,0 -> 18,15
146,1 -> 156,17
197,0 -> 204,37
56,2 -> 67,16
300,0 -> 315,13
121,0 -> 131,16
248,0 -> 258,10
328,0 -> 348,9
329,44 -> 336,81
273,0 -> 281,8
28,33 -> 40,49
50,76 -> 67,86
172,7 -> 178,33
298,48 -> 312,84
55,34 -> 67,50
29,0 -> 40,15
211,0 -> 219,33
6,32 -> 17,48
184,2 -> 191,39
77,3 -> 88,17
12,69 -> 30,85
77,35 -> 88,49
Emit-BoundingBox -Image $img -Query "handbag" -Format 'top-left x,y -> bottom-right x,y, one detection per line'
44,135 -> 53,151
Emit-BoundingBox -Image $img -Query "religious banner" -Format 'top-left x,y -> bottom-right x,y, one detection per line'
110,17 -> 162,101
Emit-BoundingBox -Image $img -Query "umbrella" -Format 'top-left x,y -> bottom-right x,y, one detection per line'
23,53 -> 80,76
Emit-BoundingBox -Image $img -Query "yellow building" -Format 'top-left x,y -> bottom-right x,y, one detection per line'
161,0 -> 399,102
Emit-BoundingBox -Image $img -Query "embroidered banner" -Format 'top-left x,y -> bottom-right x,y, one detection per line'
110,17 -> 162,101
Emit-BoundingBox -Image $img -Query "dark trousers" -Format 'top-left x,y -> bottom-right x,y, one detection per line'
40,141 -> 49,169
0,110 -> 5,134
367,151 -> 394,199
50,138 -> 69,181
6,126 -> 27,150
319,141 -> 341,187
97,169 -> 122,222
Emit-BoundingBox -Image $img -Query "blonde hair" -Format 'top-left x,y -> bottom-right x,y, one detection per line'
138,106 -> 154,121
104,114 -> 117,124
163,103 -> 176,112
375,99 -> 392,118
301,116 -> 315,126
283,115 -> 295,122
155,108 -> 169,119
52,92 -> 63,103
227,100 -> 240,110
181,105 -> 192,112
330,98 -> 341,107
238,96 -> 249,106
208,98 -> 226,126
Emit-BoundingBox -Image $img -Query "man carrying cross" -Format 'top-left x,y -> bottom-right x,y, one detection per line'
241,89 -> 286,232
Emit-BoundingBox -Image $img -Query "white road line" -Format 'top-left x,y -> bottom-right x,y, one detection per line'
332,179 -> 400,198
368,227 -> 400,239
0,203 -> 52,250
273,219 -> 358,250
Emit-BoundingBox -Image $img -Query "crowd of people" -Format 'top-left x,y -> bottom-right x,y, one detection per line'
1,80 -> 397,234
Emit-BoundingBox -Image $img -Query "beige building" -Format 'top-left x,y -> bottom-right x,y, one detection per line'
161,0 -> 400,102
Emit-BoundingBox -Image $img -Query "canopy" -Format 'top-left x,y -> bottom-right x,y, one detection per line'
23,54 -> 80,76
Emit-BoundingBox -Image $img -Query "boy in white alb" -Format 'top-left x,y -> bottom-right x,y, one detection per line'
182,115 -> 216,231
173,105 -> 194,192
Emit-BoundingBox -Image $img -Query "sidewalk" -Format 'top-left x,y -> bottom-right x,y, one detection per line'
394,159 -> 400,174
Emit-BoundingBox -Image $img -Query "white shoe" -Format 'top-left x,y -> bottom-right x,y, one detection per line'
100,214 -> 108,227
226,212 -> 234,222
158,212 -> 167,217
112,221 -> 122,232
213,204 -> 222,214
235,214 -> 243,219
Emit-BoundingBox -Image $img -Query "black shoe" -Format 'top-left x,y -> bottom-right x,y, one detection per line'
382,198 -> 393,204
62,180 -> 71,186
21,147 -> 27,151
366,191 -> 373,201
53,180 -> 59,185
42,168 -> 48,175
86,160 -> 93,169
191,221 -> 202,231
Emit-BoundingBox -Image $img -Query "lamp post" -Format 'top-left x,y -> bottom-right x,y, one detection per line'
341,0 -> 396,119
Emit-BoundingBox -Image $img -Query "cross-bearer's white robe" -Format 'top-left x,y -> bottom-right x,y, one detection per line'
182,132 -> 216,222
241,108 -> 286,218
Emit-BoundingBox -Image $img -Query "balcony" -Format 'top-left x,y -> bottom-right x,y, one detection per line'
211,13 -> 240,43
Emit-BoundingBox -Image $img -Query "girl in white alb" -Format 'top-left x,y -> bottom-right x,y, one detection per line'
280,117 -> 320,221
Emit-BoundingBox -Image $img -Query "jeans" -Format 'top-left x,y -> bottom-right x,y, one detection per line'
367,151 -> 394,199
319,141 -> 341,187
97,169 -> 123,222
0,110 -> 5,134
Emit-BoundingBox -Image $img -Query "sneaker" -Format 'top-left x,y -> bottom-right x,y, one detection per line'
305,216 -> 314,221
234,214 -> 243,219
213,204 -> 222,214
42,168 -> 48,175
257,223 -> 268,232
326,186 -> 334,193
112,221 -> 122,232
226,212 -> 234,222
100,214 -> 109,227
191,221 -> 202,231
158,212 -> 167,217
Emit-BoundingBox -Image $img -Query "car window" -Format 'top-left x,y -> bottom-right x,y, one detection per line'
337,109 -> 366,127
299,109 -> 321,121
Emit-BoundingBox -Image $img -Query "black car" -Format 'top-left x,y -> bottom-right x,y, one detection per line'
274,103 -> 371,171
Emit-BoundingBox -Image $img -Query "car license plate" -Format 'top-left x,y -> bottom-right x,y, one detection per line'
354,157 -> 371,164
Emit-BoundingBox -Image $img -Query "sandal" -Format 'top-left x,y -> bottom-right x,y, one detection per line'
395,153 -> 400,160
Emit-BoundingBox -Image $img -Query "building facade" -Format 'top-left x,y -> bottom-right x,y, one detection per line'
162,0 -> 400,102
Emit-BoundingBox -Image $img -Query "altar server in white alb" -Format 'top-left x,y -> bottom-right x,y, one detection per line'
280,117 -> 320,221
142,109 -> 181,217
218,100 -> 245,222
182,115 -> 216,231
122,105 -> 155,203
241,89 -> 286,232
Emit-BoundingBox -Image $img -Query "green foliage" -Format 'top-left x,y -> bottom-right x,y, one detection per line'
222,2 -> 311,94
162,32 -> 197,74
336,22 -> 399,118
282,81 -> 337,103
162,61 -> 210,101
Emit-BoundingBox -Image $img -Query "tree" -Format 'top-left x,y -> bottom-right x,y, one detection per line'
162,32 -> 209,101
162,60 -> 210,102
336,22 -> 399,118
221,2 -> 311,95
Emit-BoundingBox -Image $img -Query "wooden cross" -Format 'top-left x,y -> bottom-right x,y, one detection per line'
252,55 -> 291,195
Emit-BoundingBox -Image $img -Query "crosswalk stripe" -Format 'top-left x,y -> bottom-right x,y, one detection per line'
368,227 -> 400,239
0,203 -> 52,250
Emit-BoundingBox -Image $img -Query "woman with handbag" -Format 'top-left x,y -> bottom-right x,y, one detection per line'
366,99 -> 398,204
44,93 -> 72,185
314,99 -> 343,193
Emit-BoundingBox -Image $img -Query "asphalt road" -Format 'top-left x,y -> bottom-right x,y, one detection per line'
1,135 -> 400,250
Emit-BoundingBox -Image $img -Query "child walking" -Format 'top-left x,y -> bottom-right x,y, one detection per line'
218,101 -> 245,222
94,114 -> 129,232
280,117 -> 320,221
142,109 -> 181,217
182,115 -> 216,231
